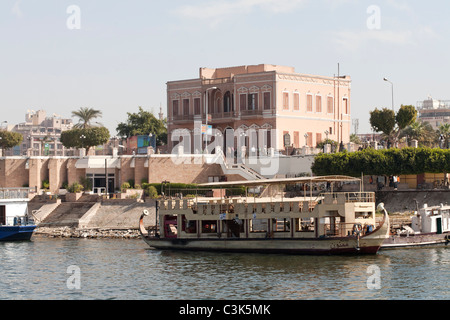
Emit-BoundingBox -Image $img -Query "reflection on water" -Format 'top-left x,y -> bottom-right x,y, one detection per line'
0,236 -> 448,300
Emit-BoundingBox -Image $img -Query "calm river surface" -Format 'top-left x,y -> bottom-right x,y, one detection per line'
0,235 -> 448,300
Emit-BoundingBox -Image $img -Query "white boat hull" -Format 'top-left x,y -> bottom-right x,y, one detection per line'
381,232 -> 450,249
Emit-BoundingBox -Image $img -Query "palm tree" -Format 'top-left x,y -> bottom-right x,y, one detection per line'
72,107 -> 103,129
401,121 -> 437,147
437,123 -> 450,148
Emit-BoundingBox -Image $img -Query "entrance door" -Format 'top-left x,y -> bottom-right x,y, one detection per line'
0,206 -> 5,225
164,216 -> 178,239
107,177 -> 115,195
436,217 -> 443,234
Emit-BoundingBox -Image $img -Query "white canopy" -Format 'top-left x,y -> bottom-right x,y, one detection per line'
75,157 -> 121,169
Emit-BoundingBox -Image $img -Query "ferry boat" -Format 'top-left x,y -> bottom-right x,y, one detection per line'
381,202 -> 450,249
138,176 -> 390,255
0,188 -> 37,241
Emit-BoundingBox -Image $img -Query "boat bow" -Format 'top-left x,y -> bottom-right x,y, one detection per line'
139,210 -> 149,238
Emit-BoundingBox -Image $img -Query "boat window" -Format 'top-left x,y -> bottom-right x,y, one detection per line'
296,218 -> 314,232
355,212 -> 372,219
185,220 -> 197,234
250,219 -> 267,233
201,220 -> 217,233
164,215 -> 178,238
273,218 -> 290,232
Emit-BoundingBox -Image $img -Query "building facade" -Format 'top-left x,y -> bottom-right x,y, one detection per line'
417,97 -> 450,130
167,64 -> 352,154
9,110 -> 74,156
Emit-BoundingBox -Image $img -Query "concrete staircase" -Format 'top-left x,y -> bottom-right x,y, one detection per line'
40,202 -> 96,228
80,199 -> 155,229
206,154 -> 266,181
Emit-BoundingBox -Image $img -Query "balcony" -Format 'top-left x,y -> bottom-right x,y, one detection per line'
202,77 -> 233,86
171,115 -> 194,122
211,112 -> 235,119
240,109 -> 263,117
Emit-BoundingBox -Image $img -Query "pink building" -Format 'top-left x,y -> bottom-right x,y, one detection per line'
167,64 -> 351,154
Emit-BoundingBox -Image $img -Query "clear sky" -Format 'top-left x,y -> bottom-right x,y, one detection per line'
1,0 -> 448,135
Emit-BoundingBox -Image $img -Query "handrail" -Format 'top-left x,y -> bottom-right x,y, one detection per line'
0,188 -> 32,200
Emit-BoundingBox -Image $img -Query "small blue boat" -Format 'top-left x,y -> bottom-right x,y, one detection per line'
0,188 -> 37,242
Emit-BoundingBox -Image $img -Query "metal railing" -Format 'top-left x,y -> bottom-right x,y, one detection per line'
0,188 -> 32,200
320,192 -> 375,203
322,222 -> 375,237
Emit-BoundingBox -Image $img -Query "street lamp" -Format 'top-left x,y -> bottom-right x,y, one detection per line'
204,86 -> 217,152
383,78 -> 394,112
80,134 -> 86,151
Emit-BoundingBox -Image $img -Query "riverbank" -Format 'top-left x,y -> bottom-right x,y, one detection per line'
35,226 -> 142,239
34,213 -> 415,239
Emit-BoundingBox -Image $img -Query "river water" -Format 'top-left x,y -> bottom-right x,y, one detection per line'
0,235 -> 448,300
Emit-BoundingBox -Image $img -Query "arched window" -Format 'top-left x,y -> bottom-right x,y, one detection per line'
224,91 -> 232,113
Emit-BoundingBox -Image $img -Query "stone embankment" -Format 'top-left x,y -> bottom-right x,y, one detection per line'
35,227 -> 142,239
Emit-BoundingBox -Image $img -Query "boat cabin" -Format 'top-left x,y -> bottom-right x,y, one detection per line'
0,188 -> 32,227
412,204 -> 450,234
155,176 -> 378,241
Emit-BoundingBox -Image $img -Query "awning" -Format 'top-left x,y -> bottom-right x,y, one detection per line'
75,157 -> 121,169
198,175 -> 361,187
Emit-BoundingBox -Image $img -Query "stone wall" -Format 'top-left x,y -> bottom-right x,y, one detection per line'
0,155 -> 230,193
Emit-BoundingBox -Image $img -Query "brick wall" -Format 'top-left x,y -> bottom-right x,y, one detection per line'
1,155 -> 229,192
148,156 -> 223,183
0,158 -> 28,188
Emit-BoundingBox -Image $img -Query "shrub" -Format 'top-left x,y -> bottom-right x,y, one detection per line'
42,180 -> 49,190
312,147 -> 450,176
79,176 -> 92,191
121,182 -> 131,191
146,186 -> 158,199
68,182 -> 84,193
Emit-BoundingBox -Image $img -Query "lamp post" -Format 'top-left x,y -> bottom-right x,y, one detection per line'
80,134 -> 86,156
204,86 -> 217,152
383,78 -> 394,112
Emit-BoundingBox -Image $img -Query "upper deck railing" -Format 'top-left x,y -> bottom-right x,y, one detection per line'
321,192 -> 375,204
158,191 -> 376,214
0,188 -> 32,200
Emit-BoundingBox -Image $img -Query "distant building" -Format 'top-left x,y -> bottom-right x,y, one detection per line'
166,64 -> 352,154
417,97 -> 450,130
10,110 -> 74,156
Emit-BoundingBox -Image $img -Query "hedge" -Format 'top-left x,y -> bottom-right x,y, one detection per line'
311,147 -> 450,177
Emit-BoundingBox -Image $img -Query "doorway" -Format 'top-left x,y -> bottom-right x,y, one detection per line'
87,173 -> 115,194
436,217 -> 443,234
0,206 -> 5,225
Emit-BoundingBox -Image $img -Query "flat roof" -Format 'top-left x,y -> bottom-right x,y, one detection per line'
198,175 -> 360,187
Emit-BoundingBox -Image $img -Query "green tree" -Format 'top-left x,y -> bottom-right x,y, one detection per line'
116,106 -> 167,146
350,134 -> 362,144
72,107 -> 103,129
60,127 -> 110,151
0,130 -> 23,150
370,108 -> 395,136
401,121 -> 437,148
437,123 -> 450,148
396,105 -> 417,130
370,105 -> 418,147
